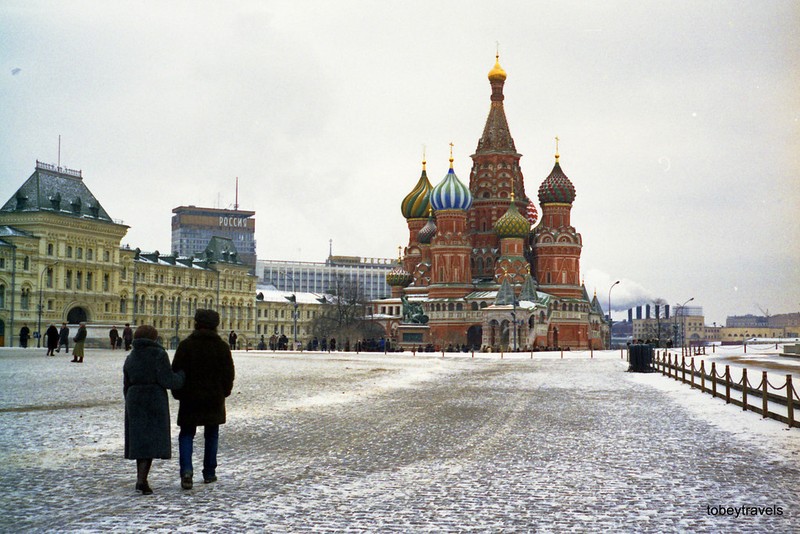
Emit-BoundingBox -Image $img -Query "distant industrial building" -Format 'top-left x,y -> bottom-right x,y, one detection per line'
171,205 -> 256,271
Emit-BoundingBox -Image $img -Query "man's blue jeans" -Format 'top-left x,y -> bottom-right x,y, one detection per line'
179,425 -> 219,480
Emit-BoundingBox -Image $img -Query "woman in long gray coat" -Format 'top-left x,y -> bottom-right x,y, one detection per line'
123,325 -> 184,495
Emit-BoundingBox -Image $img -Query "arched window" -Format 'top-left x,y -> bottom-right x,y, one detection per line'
448,303 -> 455,311
456,303 -> 463,311
0,284 -> 5,308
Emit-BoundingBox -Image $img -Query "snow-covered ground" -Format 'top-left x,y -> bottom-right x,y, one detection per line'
1,347 -> 798,532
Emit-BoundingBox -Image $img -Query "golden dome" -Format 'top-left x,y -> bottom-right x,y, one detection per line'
488,54 -> 506,82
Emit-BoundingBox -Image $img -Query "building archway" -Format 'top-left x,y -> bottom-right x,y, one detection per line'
67,307 -> 89,324
466,325 -> 482,350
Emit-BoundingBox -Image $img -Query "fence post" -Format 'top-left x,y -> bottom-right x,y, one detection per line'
620,348 -> 623,359
590,347 -> 593,358
682,355 -> 686,383
667,354 -> 672,378
711,362 -> 716,397
742,368 -> 748,411
762,371 -> 768,418
725,365 -> 731,404
713,344 -> 716,354
744,342 -> 747,354
787,375 -> 794,429
560,349 -> 563,359
681,357 -> 694,387
700,360 -> 705,392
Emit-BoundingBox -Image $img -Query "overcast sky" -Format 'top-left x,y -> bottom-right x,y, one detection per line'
1,1 -> 798,324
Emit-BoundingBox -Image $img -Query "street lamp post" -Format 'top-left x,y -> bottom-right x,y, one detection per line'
279,271 -> 299,350
676,297 -> 694,354
37,262 -> 58,348
607,280 -> 620,349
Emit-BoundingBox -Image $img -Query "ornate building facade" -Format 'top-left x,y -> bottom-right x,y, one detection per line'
0,162 -> 256,347
375,56 -> 607,351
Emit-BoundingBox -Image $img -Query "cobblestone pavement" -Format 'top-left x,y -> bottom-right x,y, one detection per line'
1,348 -> 798,532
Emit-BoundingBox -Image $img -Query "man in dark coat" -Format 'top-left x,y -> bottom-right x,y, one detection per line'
57,323 -> 70,353
45,324 -> 59,356
19,324 -> 30,348
172,309 -> 235,489
122,323 -> 133,351
124,325 -> 184,494
109,326 -> 120,350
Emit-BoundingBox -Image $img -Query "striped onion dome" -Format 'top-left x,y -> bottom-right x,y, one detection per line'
386,264 -> 413,287
430,162 -> 473,212
494,196 -> 530,239
417,211 -> 437,244
400,163 -> 433,219
538,158 -> 575,205
526,199 -> 539,226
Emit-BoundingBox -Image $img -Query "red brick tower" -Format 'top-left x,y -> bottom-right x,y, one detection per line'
532,146 -> 582,299
468,54 -> 530,279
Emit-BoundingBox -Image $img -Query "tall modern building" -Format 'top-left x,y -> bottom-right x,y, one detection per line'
259,255 -> 397,302
171,206 -> 256,271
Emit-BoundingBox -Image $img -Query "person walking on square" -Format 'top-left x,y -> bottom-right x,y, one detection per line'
122,323 -> 133,351
172,309 -> 235,490
228,330 -> 237,351
108,326 -> 119,350
19,324 -> 30,348
57,323 -> 70,354
109,326 -> 120,350
45,324 -> 59,356
72,322 -> 87,363
124,325 -> 185,495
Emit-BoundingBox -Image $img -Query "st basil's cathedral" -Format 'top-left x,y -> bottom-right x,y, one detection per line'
375,55 -> 608,351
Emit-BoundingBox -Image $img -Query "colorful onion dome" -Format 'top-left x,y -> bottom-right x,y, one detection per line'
386,264 -> 413,287
526,199 -> 539,226
417,210 -> 437,244
538,155 -> 576,205
488,54 -> 507,82
430,151 -> 473,211
494,195 -> 530,239
401,160 -> 433,219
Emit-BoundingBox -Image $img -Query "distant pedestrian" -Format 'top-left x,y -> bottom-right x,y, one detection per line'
72,322 -> 87,363
329,337 -> 336,352
172,310 -> 235,490
110,326 -> 120,350
123,323 -> 133,351
19,324 -> 30,348
57,323 -> 70,353
45,324 -> 59,356
228,330 -> 237,350
257,335 -> 266,350
124,325 -> 185,495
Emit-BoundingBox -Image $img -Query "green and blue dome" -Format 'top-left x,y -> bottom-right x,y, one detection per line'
401,162 -> 433,219
430,159 -> 472,212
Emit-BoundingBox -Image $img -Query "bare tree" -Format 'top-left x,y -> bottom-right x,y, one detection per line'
310,274 -> 381,346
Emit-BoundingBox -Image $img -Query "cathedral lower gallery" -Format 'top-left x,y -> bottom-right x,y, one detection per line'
375,55 -> 608,351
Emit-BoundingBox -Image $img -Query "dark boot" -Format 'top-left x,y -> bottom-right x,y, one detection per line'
181,472 -> 193,490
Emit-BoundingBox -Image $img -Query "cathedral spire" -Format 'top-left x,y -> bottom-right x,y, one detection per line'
475,53 -> 517,155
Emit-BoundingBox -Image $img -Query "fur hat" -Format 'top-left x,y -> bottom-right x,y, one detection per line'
194,309 -> 220,329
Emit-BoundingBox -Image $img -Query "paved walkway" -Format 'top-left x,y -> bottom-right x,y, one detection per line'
1,348 -> 798,532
